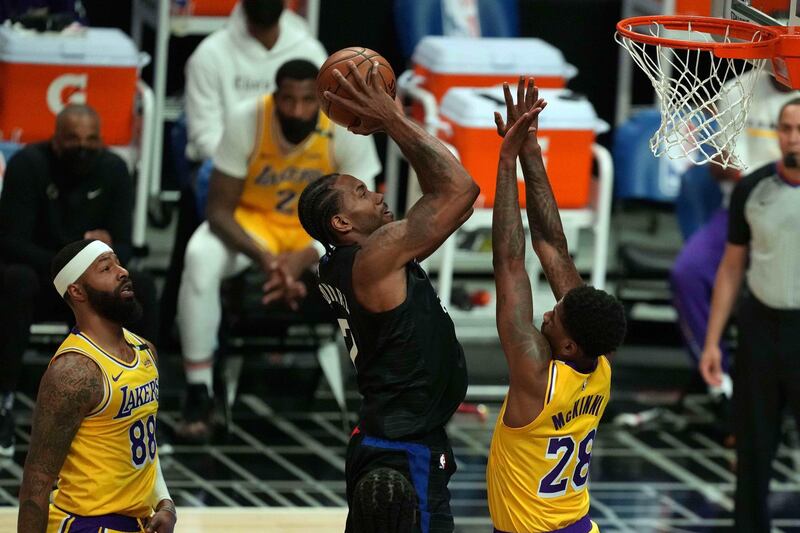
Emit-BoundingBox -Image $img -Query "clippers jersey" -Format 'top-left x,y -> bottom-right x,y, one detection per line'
50,328 -> 159,518
235,93 -> 336,248
487,356 -> 611,532
318,245 -> 467,440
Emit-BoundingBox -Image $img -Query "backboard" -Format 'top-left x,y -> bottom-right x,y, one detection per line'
719,0 -> 800,27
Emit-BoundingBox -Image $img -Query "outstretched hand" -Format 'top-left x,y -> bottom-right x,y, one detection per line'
323,61 -> 401,135
495,77 -> 546,143
496,107 -> 542,161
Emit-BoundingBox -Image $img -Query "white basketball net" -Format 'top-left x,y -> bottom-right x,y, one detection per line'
616,20 -> 771,170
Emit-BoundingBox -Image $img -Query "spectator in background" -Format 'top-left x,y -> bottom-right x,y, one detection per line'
0,104 -> 158,457
700,97 -> 800,533
670,71 -> 797,419
160,0 -> 328,342
184,0 -> 327,162
175,60 -> 381,442
0,1 -> 83,26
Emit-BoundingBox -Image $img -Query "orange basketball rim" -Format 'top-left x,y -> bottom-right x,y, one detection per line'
616,15 -> 800,88
615,15 -> 800,169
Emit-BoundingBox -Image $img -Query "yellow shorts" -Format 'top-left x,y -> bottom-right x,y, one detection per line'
235,208 -> 313,254
48,504 -> 146,533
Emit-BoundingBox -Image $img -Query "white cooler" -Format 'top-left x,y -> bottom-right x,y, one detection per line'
0,27 -> 140,144
412,36 -> 578,103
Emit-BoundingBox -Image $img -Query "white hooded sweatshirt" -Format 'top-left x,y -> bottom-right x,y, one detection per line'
184,3 -> 328,161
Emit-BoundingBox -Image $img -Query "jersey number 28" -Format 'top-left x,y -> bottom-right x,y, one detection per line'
537,428 -> 596,498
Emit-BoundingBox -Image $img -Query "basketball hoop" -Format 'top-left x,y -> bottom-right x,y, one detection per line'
616,15 -> 783,169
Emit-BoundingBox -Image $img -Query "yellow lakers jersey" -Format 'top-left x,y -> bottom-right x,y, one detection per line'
235,93 -> 336,248
50,328 -> 159,518
487,356 -> 612,532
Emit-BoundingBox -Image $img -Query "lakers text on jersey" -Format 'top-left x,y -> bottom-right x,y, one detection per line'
234,93 -> 335,251
47,328 -> 159,525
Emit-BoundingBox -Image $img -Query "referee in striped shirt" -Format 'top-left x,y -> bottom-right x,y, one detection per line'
701,97 -> 800,532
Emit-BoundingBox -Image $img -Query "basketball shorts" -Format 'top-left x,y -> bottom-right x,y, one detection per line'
345,426 -> 457,533
234,208 -> 312,254
48,504 -> 146,533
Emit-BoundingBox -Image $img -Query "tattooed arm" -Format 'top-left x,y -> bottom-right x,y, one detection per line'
492,106 -> 553,427
324,62 -> 479,279
499,78 -> 584,301
18,353 -> 103,533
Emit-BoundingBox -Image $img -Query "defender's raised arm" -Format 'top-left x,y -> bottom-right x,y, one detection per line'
492,104 -> 554,402
499,78 -> 584,300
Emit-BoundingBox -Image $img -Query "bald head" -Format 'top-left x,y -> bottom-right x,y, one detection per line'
52,104 -> 103,176
55,104 -> 99,133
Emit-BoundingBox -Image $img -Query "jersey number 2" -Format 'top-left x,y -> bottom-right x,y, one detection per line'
537,429 -> 596,497
276,189 -> 297,215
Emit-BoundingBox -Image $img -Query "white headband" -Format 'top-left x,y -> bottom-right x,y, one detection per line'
53,240 -> 113,296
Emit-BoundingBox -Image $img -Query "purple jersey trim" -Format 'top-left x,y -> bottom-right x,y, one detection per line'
494,514 -> 592,533
60,511 -> 142,532
563,359 -> 598,374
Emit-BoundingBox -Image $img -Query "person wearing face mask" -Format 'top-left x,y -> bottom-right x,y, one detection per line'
0,104 -> 159,457
184,0 -> 327,164
700,97 -> 800,532
159,0 -> 329,345
175,59 -> 380,442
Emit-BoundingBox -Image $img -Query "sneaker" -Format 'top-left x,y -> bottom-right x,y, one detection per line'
0,408 -> 15,458
175,384 -> 214,444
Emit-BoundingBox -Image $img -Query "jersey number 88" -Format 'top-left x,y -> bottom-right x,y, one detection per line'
129,414 -> 157,467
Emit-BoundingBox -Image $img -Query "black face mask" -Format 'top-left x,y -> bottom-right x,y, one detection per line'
58,147 -> 100,177
277,112 -> 318,144
84,281 -> 143,327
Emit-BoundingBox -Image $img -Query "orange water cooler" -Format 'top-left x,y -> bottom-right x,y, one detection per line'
171,0 -> 238,16
675,0 -> 712,15
439,87 -> 608,209
0,27 -> 140,145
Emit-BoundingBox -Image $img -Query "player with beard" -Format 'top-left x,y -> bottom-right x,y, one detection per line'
298,60 -> 479,533
175,58 -> 380,441
18,240 -> 175,533
0,104 -> 159,458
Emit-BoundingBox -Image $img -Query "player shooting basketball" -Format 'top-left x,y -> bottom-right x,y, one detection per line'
486,78 -> 626,533
17,240 -> 175,533
298,60 -> 478,533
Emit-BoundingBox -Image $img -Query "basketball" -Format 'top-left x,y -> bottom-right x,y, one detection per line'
316,47 -> 396,128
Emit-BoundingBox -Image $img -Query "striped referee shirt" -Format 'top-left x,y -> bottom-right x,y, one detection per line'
728,162 -> 800,309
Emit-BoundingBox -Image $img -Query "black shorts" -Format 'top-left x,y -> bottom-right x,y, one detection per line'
345,426 -> 457,533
